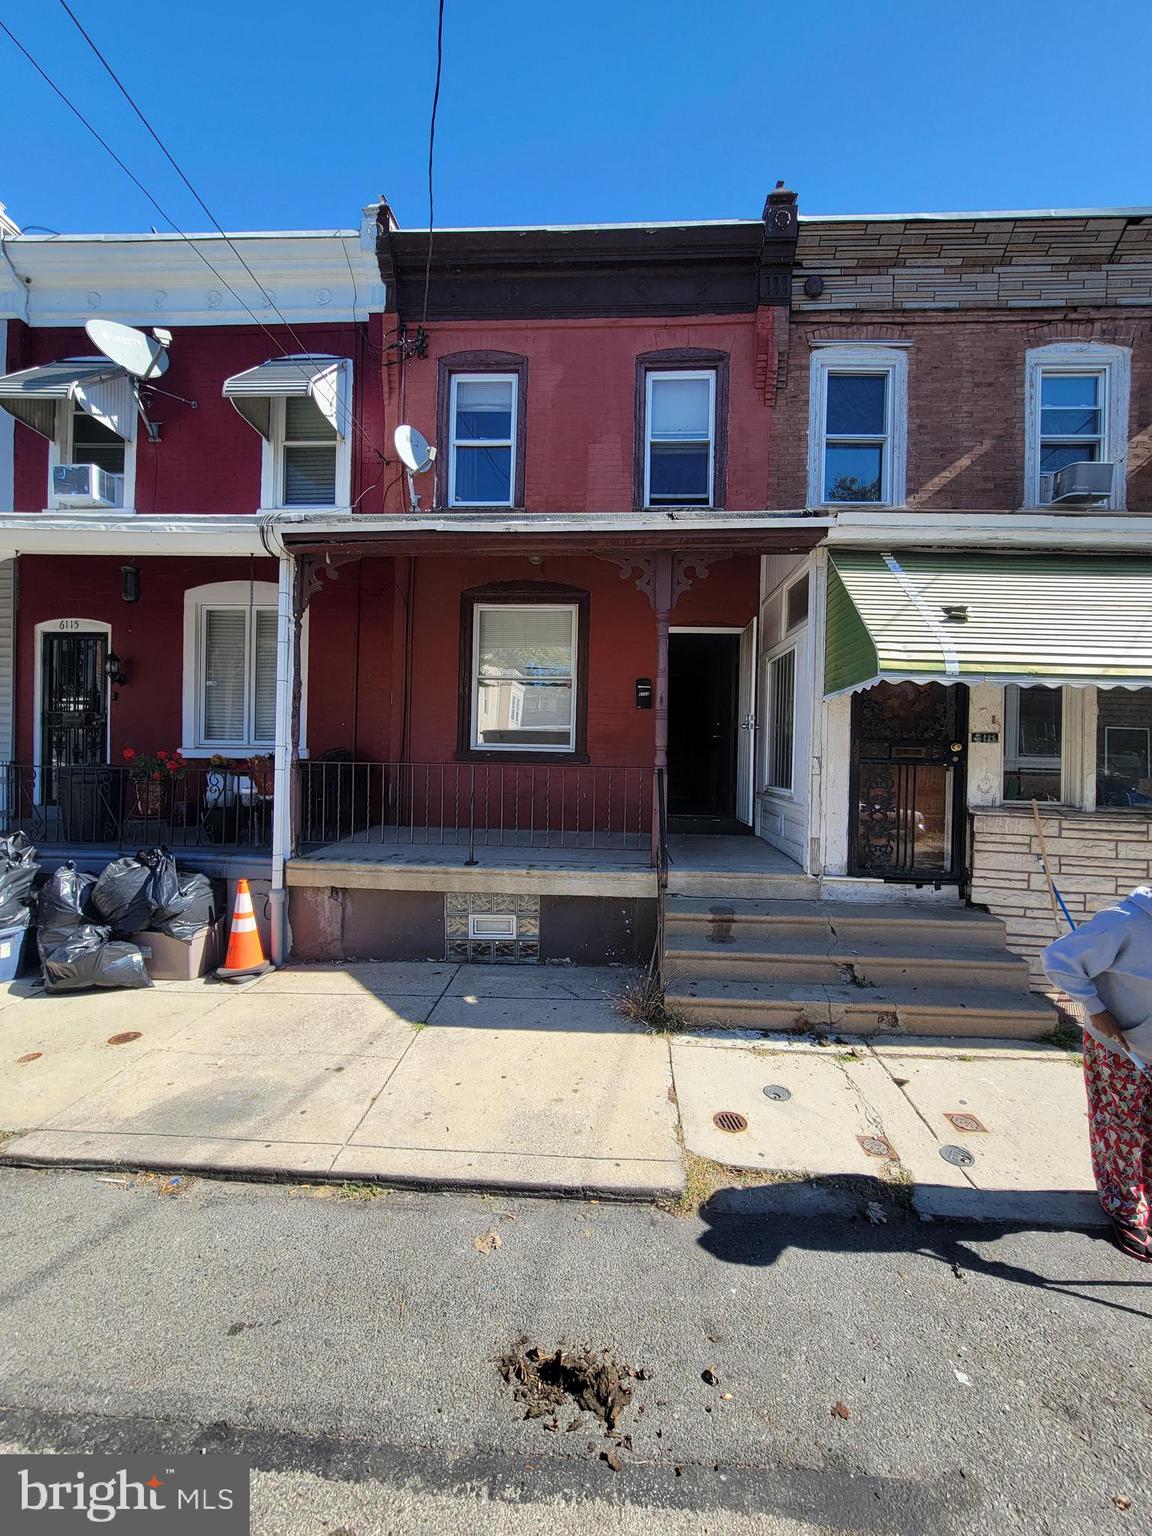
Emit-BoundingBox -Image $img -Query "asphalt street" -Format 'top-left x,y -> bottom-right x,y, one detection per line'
0,1167 -> 1148,1535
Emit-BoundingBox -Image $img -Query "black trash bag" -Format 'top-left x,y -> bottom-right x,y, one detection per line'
92,855 -> 155,937
36,862 -> 99,962
43,934 -> 150,993
135,846 -> 181,923
0,832 -> 39,926
156,872 -> 216,941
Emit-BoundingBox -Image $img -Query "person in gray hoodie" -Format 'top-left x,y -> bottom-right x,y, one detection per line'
1043,886 -> 1152,1263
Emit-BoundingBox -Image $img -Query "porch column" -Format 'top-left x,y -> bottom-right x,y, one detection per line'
269,551 -> 302,966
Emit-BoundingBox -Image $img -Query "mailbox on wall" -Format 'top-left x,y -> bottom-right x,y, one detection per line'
635,677 -> 653,709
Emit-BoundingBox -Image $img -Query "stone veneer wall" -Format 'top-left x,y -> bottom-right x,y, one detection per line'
969,808 -> 1152,990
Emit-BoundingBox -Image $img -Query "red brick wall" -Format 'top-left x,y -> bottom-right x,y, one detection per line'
379,314 -> 774,515
6,317 -> 386,515
770,311 -> 1152,512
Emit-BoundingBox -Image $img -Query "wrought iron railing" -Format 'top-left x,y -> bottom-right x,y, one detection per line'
297,760 -> 653,863
0,763 -> 272,850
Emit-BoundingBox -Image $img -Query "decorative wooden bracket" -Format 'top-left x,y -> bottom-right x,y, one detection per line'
299,551 -> 361,607
598,551 -> 729,611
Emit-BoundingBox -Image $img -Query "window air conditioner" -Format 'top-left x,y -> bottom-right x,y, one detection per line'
52,463 -> 125,509
1039,460 -> 1115,507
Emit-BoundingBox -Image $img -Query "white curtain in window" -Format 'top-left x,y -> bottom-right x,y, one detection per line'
203,610 -> 247,741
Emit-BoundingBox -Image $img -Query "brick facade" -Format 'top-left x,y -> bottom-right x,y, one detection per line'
969,807 -> 1152,990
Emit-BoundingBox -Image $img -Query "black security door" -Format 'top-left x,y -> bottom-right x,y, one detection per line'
41,631 -> 108,796
849,681 -> 968,880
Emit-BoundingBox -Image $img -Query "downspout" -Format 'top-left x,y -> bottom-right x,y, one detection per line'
263,518 -> 298,967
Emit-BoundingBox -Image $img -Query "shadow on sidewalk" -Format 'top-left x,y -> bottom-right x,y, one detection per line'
697,1177 -> 1152,1321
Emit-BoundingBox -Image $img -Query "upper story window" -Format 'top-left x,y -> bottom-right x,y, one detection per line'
449,374 -> 517,507
222,354 -> 351,512
808,345 -> 908,508
644,371 -> 716,507
1024,343 -> 1130,509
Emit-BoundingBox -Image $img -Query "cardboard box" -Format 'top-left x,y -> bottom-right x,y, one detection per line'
129,919 -> 226,981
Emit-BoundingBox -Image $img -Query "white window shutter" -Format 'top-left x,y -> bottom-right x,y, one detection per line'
253,609 -> 278,743
203,610 -> 247,741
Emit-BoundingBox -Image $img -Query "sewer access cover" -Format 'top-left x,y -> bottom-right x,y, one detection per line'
763,1084 -> 792,1102
940,1143 -> 976,1168
712,1110 -> 749,1134
857,1134 -> 897,1160
945,1112 -> 987,1133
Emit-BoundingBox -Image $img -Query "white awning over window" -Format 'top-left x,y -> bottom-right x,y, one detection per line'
0,358 -> 135,440
222,354 -> 350,439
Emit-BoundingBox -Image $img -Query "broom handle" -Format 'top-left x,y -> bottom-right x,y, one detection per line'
1031,799 -> 1064,935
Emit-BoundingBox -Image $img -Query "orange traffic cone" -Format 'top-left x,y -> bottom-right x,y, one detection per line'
216,878 -> 271,981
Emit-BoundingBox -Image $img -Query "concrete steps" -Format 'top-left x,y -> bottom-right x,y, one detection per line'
665,870 -> 821,900
661,894 -> 1059,1040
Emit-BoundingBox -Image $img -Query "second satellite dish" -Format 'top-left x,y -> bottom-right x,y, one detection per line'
394,424 -> 435,474
85,318 -> 170,380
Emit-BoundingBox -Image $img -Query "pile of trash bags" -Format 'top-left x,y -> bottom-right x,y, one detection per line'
36,846 -> 217,994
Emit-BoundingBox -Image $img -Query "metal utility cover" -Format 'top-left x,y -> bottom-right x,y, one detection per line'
940,1144 -> 976,1168
712,1110 -> 749,1134
945,1111 -> 987,1133
857,1134 -> 897,1160
762,1084 -> 792,1102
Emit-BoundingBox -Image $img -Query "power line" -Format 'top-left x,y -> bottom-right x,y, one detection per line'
421,0 -> 447,327
54,0 -> 385,464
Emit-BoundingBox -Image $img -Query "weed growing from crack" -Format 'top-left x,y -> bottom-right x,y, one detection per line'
619,971 -> 693,1036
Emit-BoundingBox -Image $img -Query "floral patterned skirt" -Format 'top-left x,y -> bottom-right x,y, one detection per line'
1082,1033 -> 1152,1230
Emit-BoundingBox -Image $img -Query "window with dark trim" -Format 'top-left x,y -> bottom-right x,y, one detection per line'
634,348 -> 729,510
436,351 -> 528,509
457,582 -> 589,761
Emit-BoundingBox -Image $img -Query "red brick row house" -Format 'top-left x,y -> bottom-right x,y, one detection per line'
3,194 -> 1152,1031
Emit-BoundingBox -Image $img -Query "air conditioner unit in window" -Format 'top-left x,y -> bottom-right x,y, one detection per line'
1039,460 -> 1115,507
52,463 -> 124,509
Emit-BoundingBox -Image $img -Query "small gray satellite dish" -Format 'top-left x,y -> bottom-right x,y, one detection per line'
85,317 -> 170,380
394,424 -> 434,474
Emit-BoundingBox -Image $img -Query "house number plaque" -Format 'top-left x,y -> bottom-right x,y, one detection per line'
970,731 -> 999,743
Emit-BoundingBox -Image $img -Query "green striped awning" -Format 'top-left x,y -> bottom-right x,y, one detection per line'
826,550 -> 1152,696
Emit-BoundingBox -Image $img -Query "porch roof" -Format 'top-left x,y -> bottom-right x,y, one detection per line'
826,549 -> 1152,695
277,509 -> 831,558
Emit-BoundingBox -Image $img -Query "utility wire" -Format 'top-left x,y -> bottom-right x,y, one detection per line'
55,0 -> 385,463
420,0 -> 446,327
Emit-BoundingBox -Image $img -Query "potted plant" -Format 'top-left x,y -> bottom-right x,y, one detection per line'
122,747 -> 189,818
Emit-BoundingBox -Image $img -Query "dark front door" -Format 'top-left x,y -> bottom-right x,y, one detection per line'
850,681 -> 968,880
668,631 -> 740,830
41,631 -> 108,796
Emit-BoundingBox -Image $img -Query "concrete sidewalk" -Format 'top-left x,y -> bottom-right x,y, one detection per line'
0,960 -> 1102,1224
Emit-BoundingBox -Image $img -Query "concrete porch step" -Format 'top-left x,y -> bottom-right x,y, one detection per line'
663,934 -> 1031,989
663,976 -> 1059,1040
665,871 -> 821,899
663,896 -> 1007,947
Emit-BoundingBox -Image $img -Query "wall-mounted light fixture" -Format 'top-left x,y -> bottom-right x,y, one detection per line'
104,651 -> 127,691
121,564 -> 141,603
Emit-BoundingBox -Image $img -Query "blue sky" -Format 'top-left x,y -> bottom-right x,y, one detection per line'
3,0 -> 1150,234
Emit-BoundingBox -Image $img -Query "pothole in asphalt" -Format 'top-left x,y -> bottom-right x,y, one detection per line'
497,1339 -> 648,1465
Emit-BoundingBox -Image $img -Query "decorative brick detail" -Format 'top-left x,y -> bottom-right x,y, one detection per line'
970,808 -> 1152,990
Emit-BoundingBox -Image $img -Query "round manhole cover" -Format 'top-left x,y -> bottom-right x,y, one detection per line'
106,1031 -> 142,1046
763,1084 -> 791,1102
712,1110 -> 749,1134
940,1144 -> 975,1168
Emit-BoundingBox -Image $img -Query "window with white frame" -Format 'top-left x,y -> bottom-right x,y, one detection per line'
765,648 -> 797,791
1003,684 -> 1063,802
182,581 -> 306,755
808,346 -> 907,507
644,371 -> 715,507
449,374 -> 517,507
1024,342 -> 1130,508
275,394 -> 339,508
54,400 -> 134,510
471,603 -> 577,751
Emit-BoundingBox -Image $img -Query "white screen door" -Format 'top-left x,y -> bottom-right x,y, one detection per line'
736,618 -> 757,825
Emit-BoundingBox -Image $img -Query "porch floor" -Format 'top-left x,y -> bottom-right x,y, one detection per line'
287,832 -> 804,897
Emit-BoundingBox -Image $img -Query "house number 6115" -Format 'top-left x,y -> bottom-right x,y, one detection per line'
56,619 -> 81,630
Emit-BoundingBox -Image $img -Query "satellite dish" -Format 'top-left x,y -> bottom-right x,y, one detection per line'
85,318 -> 170,380
394,424 -> 434,474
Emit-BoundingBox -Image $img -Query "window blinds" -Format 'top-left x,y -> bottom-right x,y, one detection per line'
201,607 -> 277,745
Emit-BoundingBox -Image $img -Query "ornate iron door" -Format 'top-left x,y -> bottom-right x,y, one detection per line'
849,681 -> 968,880
41,631 -> 108,796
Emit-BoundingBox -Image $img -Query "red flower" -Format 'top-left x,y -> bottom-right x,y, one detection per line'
157,749 -> 169,761
150,770 -> 162,782
167,760 -> 179,774
121,747 -> 136,762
